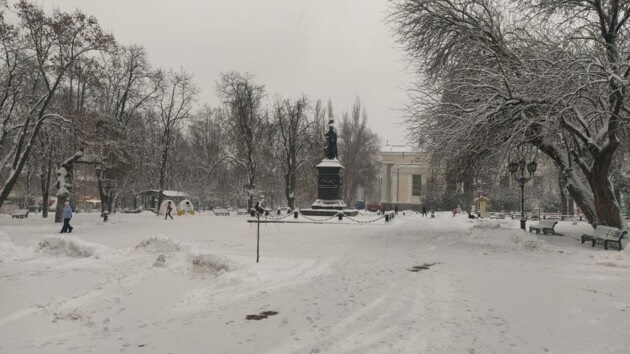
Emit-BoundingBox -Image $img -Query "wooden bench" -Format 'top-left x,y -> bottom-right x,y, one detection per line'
581,225 -> 627,251
529,220 -> 558,235
236,208 -> 249,215
11,209 -> 29,219
212,208 -> 230,216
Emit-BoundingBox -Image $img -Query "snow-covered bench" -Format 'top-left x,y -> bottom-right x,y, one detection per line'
529,220 -> 558,235
11,209 -> 29,219
581,225 -> 627,251
213,208 -> 230,216
236,208 -> 249,215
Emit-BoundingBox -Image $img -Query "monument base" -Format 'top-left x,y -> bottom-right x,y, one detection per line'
300,208 -> 359,217
311,199 -> 346,210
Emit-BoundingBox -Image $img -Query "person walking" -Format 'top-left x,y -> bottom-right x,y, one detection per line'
60,200 -> 73,233
421,205 -> 427,217
165,201 -> 174,220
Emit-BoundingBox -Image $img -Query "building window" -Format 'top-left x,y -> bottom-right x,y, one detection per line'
412,174 -> 422,196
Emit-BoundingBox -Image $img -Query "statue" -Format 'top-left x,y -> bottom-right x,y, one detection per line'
324,119 -> 338,160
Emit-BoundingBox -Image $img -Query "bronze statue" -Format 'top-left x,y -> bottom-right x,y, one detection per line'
324,119 -> 338,160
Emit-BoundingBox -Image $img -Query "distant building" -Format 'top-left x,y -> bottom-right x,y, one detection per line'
136,190 -> 190,211
380,145 -> 432,211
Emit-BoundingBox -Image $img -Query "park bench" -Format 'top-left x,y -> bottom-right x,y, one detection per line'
11,209 -> 29,219
581,225 -> 627,251
212,208 -> 230,216
529,220 -> 558,235
236,208 -> 249,215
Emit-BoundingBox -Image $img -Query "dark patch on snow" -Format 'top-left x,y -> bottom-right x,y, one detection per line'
246,311 -> 278,321
408,262 -> 439,272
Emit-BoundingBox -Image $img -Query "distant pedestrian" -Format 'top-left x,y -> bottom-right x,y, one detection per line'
60,200 -> 73,233
421,205 -> 427,217
394,205 -> 399,215
165,201 -> 173,220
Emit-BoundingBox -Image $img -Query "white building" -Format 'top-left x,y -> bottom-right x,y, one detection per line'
380,145 -> 432,211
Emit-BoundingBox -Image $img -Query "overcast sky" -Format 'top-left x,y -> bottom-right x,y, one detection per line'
41,0 -> 413,145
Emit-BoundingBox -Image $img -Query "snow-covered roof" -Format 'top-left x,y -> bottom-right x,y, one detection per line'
316,159 -> 344,168
380,145 -> 418,153
163,190 -> 189,197
136,190 -> 190,198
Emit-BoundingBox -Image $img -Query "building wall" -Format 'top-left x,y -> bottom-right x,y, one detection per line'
380,146 -> 431,209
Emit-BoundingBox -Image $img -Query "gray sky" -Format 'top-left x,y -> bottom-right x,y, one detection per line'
43,0 -> 413,144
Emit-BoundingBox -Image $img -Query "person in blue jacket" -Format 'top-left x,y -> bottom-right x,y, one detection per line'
60,200 -> 74,233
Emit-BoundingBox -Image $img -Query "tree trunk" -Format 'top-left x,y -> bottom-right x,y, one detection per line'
156,142 -> 169,215
285,170 -> 295,210
40,157 -> 53,218
54,195 -> 68,223
558,174 -> 568,215
54,149 -> 84,222
588,169 -> 623,228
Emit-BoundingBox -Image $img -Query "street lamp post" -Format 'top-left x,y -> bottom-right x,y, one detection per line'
508,159 -> 537,230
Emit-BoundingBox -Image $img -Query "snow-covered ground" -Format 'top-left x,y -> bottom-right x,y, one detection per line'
1,211 -> 628,353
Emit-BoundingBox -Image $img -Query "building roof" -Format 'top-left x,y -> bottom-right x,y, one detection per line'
136,190 -> 190,198
380,144 -> 417,153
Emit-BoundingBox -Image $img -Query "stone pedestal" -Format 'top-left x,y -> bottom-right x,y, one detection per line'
300,159 -> 358,216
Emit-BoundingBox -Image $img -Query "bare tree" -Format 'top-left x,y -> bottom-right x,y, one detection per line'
216,72 -> 267,210
389,0 -> 630,228
271,95 -> 312,209
91,45 -> 158,214
151,68 -> 198,214
0,1 -> 113,209
338,98 -> 381,205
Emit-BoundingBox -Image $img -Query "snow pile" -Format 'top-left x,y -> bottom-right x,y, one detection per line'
467,221 -> 551,252
135,235 -> 183,253
37,235 -> 110,258
471,219 -> 512,230
596,243 -> 630,268
0,233 -> 35,262
191,253 -> 233,274
136,235 -> 235,275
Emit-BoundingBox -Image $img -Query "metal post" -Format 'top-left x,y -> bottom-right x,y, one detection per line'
520,181 -> 526,230
256,213 -> 260,263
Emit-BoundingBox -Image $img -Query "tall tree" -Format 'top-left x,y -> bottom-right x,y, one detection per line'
92,45 -> 158,214
216,72 -> 267,210
0,1 -> 113,209
271,95 -> 312,209
151,68 -> 198,214
389,0 -> 630,228
338,98 -> 381,205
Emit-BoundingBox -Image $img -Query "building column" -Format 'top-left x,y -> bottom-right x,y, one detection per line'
384,163 -> 393,202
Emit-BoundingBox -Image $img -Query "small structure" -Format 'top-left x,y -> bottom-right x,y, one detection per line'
177,199 -> 195,215
136,190 -> 190,212
473,196 -> 490,218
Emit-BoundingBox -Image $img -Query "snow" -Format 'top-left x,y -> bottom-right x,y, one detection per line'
381,144 -> 417,153
0,212 -> 628,353
316,159 -> 344,168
